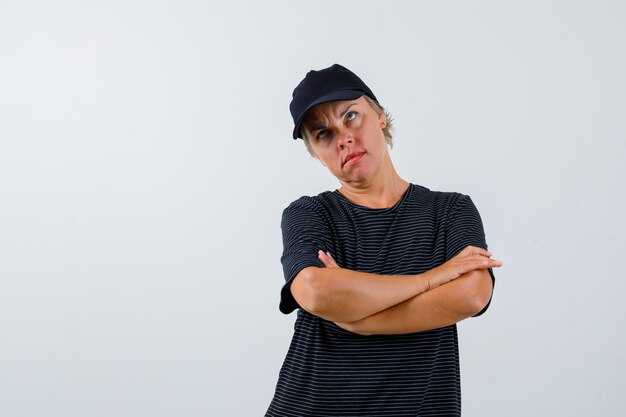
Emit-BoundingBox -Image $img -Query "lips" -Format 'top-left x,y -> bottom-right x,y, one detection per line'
343,152 -> 365,167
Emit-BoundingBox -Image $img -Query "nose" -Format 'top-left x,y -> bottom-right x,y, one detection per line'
337,129 -> 353,149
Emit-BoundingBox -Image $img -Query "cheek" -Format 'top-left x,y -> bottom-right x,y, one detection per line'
321,153 -> 343,173
313,148 -> 332,165
358,121 -> 381,142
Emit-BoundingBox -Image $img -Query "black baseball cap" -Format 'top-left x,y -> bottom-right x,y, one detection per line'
289,64 -> 378,139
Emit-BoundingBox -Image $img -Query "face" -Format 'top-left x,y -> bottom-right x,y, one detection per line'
301,96 -> 389,186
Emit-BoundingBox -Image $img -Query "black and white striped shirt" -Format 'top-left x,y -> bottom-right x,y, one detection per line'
266,183 -> 495,417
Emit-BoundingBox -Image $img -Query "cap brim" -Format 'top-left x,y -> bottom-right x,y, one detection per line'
292,90 -> 365,139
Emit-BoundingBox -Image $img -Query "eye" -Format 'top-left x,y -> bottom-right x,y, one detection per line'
345,111 -> 357,122
316,129 -> 329,140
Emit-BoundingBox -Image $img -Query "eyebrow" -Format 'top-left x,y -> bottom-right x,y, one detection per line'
337,103 -> 357,118
307,123 -> 327,133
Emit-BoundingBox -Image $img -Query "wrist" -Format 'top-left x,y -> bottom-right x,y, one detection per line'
413,271 -> 433,293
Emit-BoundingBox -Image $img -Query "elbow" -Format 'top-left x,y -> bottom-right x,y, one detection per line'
463,269 -> 493,316
468,289 -> 491,316
291,267 -> 329,315
340,322 -> 373,336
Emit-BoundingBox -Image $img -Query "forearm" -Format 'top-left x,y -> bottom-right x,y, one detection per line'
339,269 -> 493,335
292,266 -> 431,323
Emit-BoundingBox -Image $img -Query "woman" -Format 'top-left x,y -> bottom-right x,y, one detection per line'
266,64 -> 503,417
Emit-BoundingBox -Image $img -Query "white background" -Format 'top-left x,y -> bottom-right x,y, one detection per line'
1,1 -> 624,416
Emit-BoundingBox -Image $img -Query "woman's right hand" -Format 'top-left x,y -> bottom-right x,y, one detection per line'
424,245 -> 503,290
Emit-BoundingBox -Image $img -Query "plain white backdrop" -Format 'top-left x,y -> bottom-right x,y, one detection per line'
1,1 -> 624,416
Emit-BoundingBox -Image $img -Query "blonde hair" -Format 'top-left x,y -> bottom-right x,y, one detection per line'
300,95 -> 394,158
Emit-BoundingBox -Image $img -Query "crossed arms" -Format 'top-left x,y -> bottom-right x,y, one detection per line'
290,247 -> 499,336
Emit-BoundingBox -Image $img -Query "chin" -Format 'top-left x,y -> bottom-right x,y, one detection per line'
344,172 -> 374,184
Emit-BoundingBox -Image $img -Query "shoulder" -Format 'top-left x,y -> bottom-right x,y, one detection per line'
283,191 -> 332,212
409,183 -> 469,215
281,191 -> 336,222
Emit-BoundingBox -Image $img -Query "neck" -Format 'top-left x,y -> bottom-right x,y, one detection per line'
337,166 -> 410,209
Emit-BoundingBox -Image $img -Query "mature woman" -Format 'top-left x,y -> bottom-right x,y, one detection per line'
265,64 -> 502,417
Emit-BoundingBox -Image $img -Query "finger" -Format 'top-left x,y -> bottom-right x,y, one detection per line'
318,250 -> 333,267
460,246 -> 472,256
324,251 -> 339,268
462,246 -> 493,258
456,255 -> 501,273
453,247 -> 470,258
458,246 -> 481,257
469,246 -> 493,256
474,257 -> 503,268
318,250 -> 339,268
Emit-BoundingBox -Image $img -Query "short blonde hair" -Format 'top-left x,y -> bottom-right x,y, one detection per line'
300,95 -> 394,158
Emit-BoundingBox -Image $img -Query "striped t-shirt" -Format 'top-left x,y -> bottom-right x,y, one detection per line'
266,183 -> 495,417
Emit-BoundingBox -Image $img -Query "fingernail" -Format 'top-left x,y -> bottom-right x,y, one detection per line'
318,250 -> 325,257
326,251 -> 331,257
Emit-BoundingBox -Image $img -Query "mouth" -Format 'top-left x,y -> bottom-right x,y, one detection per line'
343,152 -> 365,167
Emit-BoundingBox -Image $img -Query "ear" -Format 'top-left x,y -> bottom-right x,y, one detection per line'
379,112 -> 388,129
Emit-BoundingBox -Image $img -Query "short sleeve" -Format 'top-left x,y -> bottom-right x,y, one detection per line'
279,201 -> 333,315
444,194 -> 496,317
